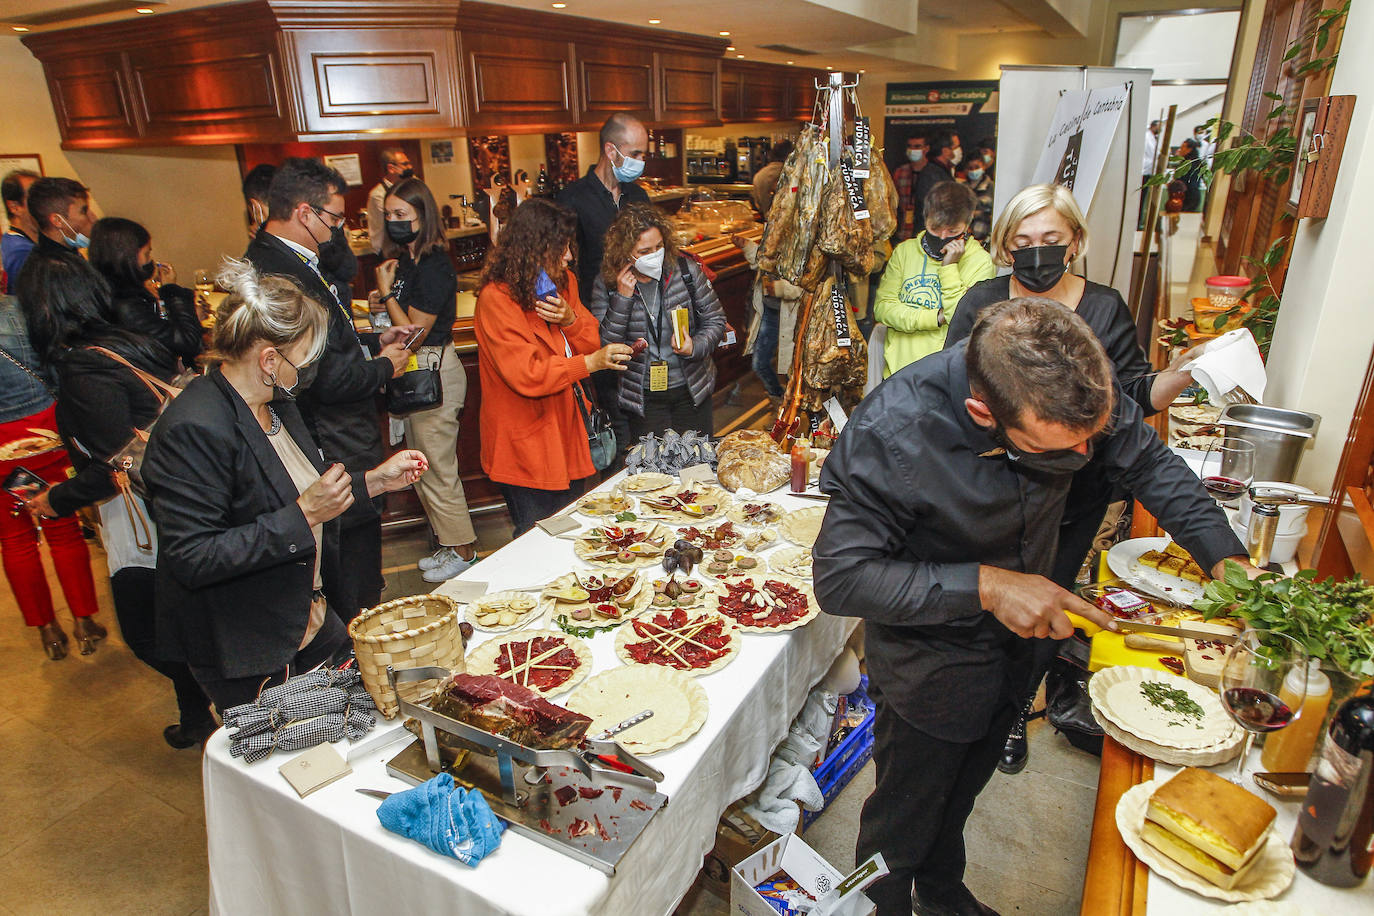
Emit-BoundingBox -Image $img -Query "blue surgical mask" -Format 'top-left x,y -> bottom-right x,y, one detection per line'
967,168 -> 984,182
611,145 -> 645,182
58,215 -> 89,249
906,148 -> 925,164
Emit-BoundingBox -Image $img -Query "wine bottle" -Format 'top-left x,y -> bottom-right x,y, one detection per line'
535,164 -> 551,198
1291,688 -> 1374,887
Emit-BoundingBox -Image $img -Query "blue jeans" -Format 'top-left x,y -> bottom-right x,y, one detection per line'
752,303 -> 784,398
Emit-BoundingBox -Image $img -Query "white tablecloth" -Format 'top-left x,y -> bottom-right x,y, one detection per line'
204,476 -> 855,915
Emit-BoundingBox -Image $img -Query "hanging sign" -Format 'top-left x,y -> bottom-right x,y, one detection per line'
840,162 -> 869,221
830,275 -> 851,348
852,117 -> 872,178
1030,84 -> 1129,209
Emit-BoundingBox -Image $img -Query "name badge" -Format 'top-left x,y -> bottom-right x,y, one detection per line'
648,360 -> 669,392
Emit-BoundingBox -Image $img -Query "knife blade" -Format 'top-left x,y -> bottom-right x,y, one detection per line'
1113,620 -> 1239,645
356,788 -> 393,801
592,709 -> 653,741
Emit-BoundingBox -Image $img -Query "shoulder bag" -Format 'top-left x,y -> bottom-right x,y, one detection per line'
386,344 -> 443,416
678,257 -> 736,353
561,331 -> 616,470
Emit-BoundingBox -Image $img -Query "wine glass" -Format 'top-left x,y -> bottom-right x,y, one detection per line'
1219,629 -> 1306,784
1200,436 -> 1256,506
193,268 -> 214,321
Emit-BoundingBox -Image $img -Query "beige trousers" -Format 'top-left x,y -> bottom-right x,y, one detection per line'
402,343 -> 477,547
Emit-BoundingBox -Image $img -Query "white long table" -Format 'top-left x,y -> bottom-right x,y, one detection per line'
203,476 -> 855,915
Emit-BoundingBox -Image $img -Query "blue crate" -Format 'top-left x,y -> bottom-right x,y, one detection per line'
802,676 -> 875,829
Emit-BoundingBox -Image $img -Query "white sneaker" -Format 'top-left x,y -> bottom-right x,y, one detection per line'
422,548 -> 478,582
418,546 -> 453,571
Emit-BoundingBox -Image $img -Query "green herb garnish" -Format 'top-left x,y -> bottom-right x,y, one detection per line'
553,614 -> 623,638
615,510 -> 637,522
1140,681 -> 1206,729
1195,562 -> 1374,677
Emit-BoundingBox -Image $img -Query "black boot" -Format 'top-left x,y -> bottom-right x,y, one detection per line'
997,694 -> 1037,775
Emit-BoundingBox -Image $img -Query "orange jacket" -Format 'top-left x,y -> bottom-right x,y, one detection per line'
474,272 -> 601,490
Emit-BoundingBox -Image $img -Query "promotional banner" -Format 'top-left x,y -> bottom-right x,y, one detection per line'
1029,84 -> 1130,210
882,81 -> 998,176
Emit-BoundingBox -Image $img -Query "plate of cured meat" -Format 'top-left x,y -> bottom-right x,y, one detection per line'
675,520 -> 746,551
466,630 -> 593,698
541,570 -> 653,627
573,523 -> 672,568
726,500 -> 786,527
614,608 -> 741,676
707,575 -> 821,633
636,485 -> 730,523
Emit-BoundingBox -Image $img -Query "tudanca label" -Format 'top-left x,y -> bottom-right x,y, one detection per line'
852,117 -> 872,178
830,278 -> 851,348
840,162 -> 869,220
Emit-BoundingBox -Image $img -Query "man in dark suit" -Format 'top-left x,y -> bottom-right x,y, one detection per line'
244,157 -> 411,622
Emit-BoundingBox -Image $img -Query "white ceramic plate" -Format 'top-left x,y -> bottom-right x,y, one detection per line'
1107,537 -> 1207,605
1115,780 -> 1295,902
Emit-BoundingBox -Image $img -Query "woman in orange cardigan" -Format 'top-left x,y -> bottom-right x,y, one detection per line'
475,199 -> 631,535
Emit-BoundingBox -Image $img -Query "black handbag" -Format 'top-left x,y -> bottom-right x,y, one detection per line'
386,345 -> 443,416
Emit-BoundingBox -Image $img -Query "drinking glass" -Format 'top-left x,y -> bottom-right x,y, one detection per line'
1200,436 -> 1256,506
1219,629 -> 1306,784
193,268 -> 214,320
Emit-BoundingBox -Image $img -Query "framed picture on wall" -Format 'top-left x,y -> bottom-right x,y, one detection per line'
1287,99 -> 1319,214
0,155 -> 43,178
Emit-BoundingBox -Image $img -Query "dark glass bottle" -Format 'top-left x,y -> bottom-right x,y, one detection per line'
1291,688 -> 1374,886
535,164 -> 552,198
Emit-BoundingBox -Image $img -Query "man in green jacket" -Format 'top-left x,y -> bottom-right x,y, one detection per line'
873,182 -> 994,378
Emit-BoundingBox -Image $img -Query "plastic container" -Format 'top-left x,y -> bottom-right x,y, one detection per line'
1261,661 -> 1331,773
1218,403 -> 1321,483
1204,275 -> 1250,311
802,677 -> 875,828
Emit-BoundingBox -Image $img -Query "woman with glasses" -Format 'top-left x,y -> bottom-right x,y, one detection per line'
144,260 -> 426,713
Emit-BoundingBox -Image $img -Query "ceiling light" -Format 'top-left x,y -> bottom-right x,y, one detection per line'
825,66 -> 833,70
12,26 -> 29,31
136,6 -> 155,12
736,54 -> 744,58
786,60 -> 794,65
719,31 -> 730,36
725,45 -> 735,51
551,2 -> 566,7
859,69 -> 865,73
648,18 -> 661,24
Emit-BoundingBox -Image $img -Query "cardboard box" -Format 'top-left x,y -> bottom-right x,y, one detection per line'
698,802 -> 794,901
731,833 -> 875,916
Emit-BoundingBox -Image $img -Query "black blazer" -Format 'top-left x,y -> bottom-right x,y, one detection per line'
243,229 -> 391,479
144,368 -> 368,678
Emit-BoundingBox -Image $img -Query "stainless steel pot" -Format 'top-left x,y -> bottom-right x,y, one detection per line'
1218,404 -> 1321,483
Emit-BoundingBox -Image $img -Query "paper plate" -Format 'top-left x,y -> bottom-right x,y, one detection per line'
566,666 -> 709,755
465,629 -> 593,698
1116,779 -> 1295,903
1089,665 -> 1243,766
464,590 -> 544,633
614,610 -> 740,676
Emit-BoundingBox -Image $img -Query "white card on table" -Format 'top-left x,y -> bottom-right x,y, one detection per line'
279,743 -> 352,798
678,463 -> 716,488
537,514 -> 581,536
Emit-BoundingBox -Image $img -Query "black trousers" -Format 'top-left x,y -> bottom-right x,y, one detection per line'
499,477 -> 592,538
629,385 -> 713,441
856,684 -> 1018,916
188,610 -> 353,713
326,518 -> 384,624
110,567 -> 215,731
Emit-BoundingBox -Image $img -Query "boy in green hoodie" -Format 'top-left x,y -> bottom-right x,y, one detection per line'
873,181 -> 994,378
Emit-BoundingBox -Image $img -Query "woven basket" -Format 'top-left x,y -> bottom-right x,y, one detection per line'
348,594 -> 466,718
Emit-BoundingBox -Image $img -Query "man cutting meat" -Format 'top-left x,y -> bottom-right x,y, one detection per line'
814,298 -> 1250,916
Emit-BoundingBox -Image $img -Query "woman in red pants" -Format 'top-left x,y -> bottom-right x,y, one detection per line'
0,297 -> 102,659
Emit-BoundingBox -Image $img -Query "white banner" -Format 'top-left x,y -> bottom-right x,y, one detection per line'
1030,84 -> 1130,209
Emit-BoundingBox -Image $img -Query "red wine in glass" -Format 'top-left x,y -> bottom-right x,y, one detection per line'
1203,475 -> 1248,501
1222,686 -> 1295,732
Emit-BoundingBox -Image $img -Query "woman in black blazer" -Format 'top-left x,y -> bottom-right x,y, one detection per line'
144,260 -> 426,712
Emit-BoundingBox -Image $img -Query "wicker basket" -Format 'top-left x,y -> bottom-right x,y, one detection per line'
348,594 -> 466,718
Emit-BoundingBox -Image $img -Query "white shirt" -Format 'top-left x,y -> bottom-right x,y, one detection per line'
367,181 -> 392,254
275,233 -> 321,274
1142,130 -> 1158,175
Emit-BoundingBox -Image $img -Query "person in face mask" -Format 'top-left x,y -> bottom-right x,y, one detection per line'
813,297 -> 1248,916
88,217 -> 204,367
591,203 -> 727,441
943,182 -> 1208,774
910,128 -> 958,241
891,135 -> 930,242
22,177 -> 97,273
367,147 -> 416,254
959,155 -> 995,243
142,258 -> 427,713
371,178 -> 480,583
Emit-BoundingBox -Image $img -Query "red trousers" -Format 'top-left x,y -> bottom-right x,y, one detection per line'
0,404 -> 100,627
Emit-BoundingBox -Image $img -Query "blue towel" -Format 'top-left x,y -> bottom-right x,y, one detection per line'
377,774 -> 505,865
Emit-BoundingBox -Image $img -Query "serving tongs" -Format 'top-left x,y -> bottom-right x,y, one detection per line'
386,666 -> 663,804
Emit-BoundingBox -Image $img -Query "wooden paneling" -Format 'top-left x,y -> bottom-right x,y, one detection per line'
790,72 -> 821,121
722,61 -> 796,123
576,43 -> 655,126
283,29 -> 462,136
720,67 -> 743,122
657,52 -> 720,125
48,57 -> 139,146
461,31 -> 575,131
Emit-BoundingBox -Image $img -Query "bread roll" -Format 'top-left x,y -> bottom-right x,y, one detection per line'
1143,767 -> 1276,879
717,446 -> 790,493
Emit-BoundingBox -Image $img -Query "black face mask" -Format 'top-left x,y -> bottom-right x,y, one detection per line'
1010,244 -> 1070,293
139,261 -> 157,281
990,422 -> 1094,475
395,168 -> 414,182
317,225 -> 358,282
386,220 -> 419,245
921,230 -> 964,261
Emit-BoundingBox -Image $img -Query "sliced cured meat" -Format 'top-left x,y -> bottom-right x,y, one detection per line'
493,636 -> 582,693
716,578 -> 811,629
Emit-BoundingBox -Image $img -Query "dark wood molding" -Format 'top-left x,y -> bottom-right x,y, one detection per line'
266,0 -> 462,29
458,1 -> 727,57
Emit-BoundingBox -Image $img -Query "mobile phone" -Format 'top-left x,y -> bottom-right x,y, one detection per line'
3,466 -> 49,502
401,327 -> 427,350
534,270 -> 558,300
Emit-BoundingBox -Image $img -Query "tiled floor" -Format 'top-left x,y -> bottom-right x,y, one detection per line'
0,377 -> 1103,916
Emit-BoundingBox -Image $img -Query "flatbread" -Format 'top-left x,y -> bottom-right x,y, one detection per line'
540,571 -> 653,624
566,666 -> 709,754
636,485 -> 730,523
575,491 -> 634,518
573,523 -> 672,569
465,629 -> 593,698
778,506 -> 826,548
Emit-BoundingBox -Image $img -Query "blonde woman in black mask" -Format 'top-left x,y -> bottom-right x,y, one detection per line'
943,182 -> 1201,775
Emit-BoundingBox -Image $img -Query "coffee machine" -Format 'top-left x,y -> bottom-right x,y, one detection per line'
735,137 -> 772,182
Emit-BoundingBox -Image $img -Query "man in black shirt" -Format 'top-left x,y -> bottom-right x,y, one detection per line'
244,157 -> 411,622
557,113 -> 651,457
815,298 -> 1248,916
911,128 -> 957,238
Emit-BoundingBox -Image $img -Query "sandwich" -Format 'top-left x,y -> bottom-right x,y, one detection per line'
1139,767 -> 1277,889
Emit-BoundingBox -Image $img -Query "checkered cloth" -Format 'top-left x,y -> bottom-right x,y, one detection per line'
225,667 -> 378,763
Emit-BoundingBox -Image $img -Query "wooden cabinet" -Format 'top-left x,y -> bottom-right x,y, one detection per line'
656,52 -> 720,126
460,31 -> 576,131
576,43 -> 656,126
720,61 -> 807,123
789,72 -> 821,122
44,52 -> 139,148
741,68 -> 789,121
720,66 -> 744,122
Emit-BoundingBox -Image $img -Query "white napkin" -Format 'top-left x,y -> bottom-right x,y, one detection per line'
1181,328 -> 1267,403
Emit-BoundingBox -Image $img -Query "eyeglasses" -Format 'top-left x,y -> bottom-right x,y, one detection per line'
312,205 -> 346,228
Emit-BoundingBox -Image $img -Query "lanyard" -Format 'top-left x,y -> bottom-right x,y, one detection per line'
640,279 -> 669,359
289,248 -> 353,330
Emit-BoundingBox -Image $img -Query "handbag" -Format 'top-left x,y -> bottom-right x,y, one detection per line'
86,347 -> 185,548
386,344 -> 443,416
561,331 -> 616,470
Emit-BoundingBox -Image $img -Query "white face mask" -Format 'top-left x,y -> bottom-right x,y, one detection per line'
950,146 -> 963,165
906,148 -> 925,164
634,247 -> 665,279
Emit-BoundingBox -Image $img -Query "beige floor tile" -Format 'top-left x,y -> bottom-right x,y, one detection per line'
83,693 -> 207,819
965,861 -> 1078,916
2,782 -> 206,916
1021,716 -> 1103,791
967,764 -> 1096,897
